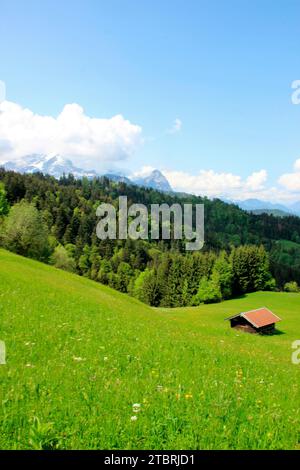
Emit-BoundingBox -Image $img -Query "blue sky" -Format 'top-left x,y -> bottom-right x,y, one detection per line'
1,0 -> 300,201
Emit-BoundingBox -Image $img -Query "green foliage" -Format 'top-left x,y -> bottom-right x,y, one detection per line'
51,245 -> 76,272
116,262 -> 134,292
284,281 -> 299,293
212,251 -> 233,299
0,168 -> 294,307
133,268 -> 161,305
0,183 -> 9,216
97,259 -> 112,284
0,200 -> 49,261
270,240 -> 300,287
192,275 -> 222,305
231,245 -> 272,294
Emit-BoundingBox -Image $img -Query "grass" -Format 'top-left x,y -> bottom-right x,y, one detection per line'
1,248 -> 300,450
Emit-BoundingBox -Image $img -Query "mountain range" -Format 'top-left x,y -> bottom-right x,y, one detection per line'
1,154 -> 300,215
2,154 -> 98,179
1,154 -> 173,193
232,198 -> 300,217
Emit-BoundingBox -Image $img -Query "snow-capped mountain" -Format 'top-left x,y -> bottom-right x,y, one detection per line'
132,169 -> 172,192
1,154 -> 173,193
2,154 -> 98,179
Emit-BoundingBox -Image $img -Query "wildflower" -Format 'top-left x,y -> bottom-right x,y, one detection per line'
185,393 -> 193,399
103,356 -> 108,361
132,403 -> 141,413
131,416 -> 137,422
73,356 -> 83,362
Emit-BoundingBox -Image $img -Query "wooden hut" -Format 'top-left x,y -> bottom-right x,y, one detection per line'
225,307 -> 281,334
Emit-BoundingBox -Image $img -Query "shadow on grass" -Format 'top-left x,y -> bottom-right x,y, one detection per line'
263,328 -> 285,336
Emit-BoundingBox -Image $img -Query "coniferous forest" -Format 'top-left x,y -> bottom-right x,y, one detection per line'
1,168 -> 300,307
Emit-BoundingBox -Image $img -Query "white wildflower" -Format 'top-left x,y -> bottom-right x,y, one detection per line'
132,403 -> 141,413
73,356 -> 84,362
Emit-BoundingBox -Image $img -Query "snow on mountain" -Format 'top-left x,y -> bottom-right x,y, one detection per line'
132,169 -> 172,192
1,154 -> 173,193
1,154 -> 98,179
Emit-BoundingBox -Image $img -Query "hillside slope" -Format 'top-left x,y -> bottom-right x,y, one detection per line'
1,249 -> 300,449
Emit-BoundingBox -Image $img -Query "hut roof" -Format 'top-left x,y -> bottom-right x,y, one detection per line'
225,307 -> 281,328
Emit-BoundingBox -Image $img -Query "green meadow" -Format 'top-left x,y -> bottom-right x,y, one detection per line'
0,248 -> 300,450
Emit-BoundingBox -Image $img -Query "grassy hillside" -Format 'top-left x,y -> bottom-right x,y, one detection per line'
1,248 -> 300,450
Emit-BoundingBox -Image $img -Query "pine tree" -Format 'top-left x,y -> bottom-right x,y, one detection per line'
0,183 -> 9,216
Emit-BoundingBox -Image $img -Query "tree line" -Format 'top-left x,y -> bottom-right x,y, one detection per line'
0,169 -> 299,306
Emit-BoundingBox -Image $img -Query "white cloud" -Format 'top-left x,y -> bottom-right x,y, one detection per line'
245,170 -> 267,191
294,159 -> 300,171
278,159 -> 300,192
279,173 -> 300,192
132,166 -> 275,201
159,166 -> 300,203
0,81 -> 6,103
167,118 -> 182,134
161,168 -> 276,201
0,100 -> 142,171
164,169 -> 241,196
131,165 -> 155,178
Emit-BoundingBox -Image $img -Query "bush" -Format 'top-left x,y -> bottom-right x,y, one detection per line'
51,245 -> 76,272
284,281 -> 299,293
0,200 -> 49,261
192,276 -> 222,305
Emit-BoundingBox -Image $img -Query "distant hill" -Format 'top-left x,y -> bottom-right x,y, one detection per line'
249,209 -> 292,218
231,198 -> 300,217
